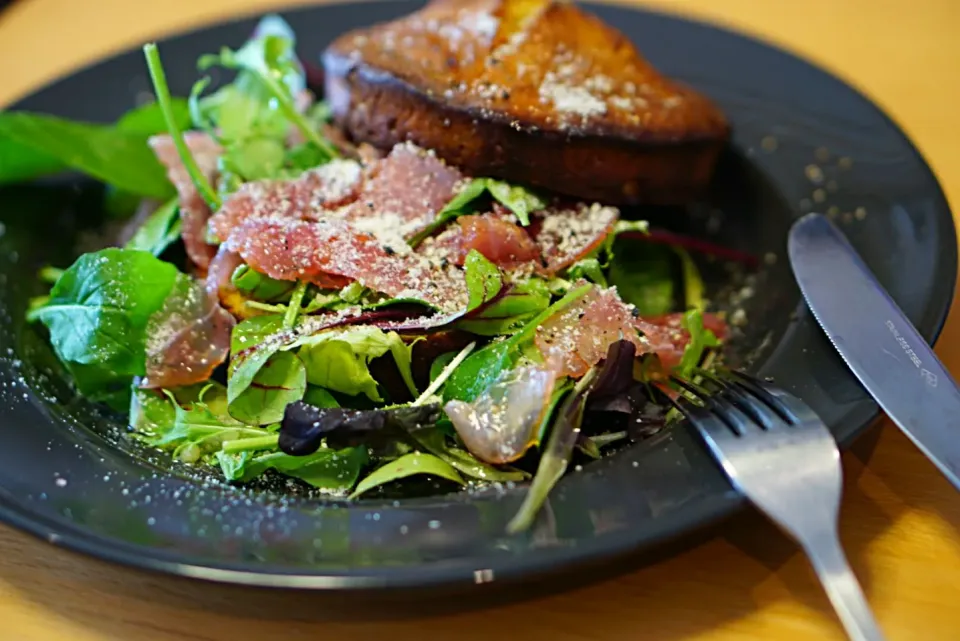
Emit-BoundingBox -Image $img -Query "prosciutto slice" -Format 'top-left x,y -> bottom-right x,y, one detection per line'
149,132 -> 222,269
224,217 -> 469,312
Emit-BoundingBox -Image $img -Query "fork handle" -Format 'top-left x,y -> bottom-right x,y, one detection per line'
802,530 -> 886,641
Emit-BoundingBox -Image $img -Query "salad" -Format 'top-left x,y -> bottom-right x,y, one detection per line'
14,16 -> 728,532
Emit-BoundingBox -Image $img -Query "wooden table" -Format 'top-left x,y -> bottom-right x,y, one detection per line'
1,0 -> 959,639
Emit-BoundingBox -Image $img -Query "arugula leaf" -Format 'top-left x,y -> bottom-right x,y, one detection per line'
0,112 -> 174,197
124,198 -> 181,255
602,219 -> 650,258
409,178 -> 545,245
349,452 -> 464,498
410,428 -> 529,482
463,250 -> 503,310
229,351 -> 306,425
608,241 -> 677,316
230,264 -> 296,301
194,15 -> 337,162
444,283 -> 592,403
282,280 -> 308,329
145,387 -> 268,463
458,277 -> 551,336
144,43 -> 221,209
216,446 -> 368,491
507,369 -> 596,533
28,249 -> 180,404
295,326 -> 417,401
676,309 -> 720,378
565,258 -> 607,287
485,179 -> 546,226
674,246 -> 706,311
116,99 -> 191,135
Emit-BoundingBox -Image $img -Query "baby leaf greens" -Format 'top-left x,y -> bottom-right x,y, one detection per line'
349,452 -> 464,499
20,13 -> 733,529
410,177 -> 546,245
216,447 -> 368,491
0,112 -> 175,198
124,198 -> 181,255
28,249 -> 180,408
189,13 -> 337,186
677,309 -> 721,378
295,326 -> 417,402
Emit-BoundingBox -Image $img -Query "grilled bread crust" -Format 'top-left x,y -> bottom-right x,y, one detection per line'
323,0 -> 729,204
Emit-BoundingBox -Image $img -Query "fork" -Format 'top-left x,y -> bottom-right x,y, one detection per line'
669,370 -> 886,641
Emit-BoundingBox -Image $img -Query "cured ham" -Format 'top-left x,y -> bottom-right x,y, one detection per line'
208,142 -> 461,249
208,159 -> 364,241
535,285 -> 721,378
530,203 -> 619,273
224,216 -> 469,312
141,275 -> 235,389
149,132 -> 222,269
423,214 -> 541,269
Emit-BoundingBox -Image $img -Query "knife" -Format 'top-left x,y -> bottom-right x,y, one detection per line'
788,212 -> 960,489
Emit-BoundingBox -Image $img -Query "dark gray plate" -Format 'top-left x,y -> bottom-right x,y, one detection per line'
0,0 -> 953,596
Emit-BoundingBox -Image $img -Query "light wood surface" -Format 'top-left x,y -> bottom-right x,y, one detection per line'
1,0 -> 960,639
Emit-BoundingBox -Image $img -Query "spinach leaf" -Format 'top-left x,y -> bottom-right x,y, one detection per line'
130,387 -> 177,434
124,198 -> 181,255
229,351 -> 306,425
463,249 -> 503,310
608,240 -> 676,316
442,340 -> 517,404
410,428 -> 529,482
28,249 -> 180,402
216,446 -> 367,491
458,277 -> 551,336
676,309 -> 720,378
295,326 -> 417,402
0,112 -> 174,197
349,452 -> 464,498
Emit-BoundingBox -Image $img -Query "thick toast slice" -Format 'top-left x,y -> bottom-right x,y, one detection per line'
323,0 -> 729,204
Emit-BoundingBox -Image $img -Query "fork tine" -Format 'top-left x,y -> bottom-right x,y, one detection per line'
670,376 -> 752,437
729,370 -> 797,425
698,369 -> 780,430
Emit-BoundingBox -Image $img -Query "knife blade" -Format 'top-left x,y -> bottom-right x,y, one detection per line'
788,212 -> 960,489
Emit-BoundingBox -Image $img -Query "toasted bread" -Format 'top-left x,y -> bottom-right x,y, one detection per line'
323,0 -> 729,204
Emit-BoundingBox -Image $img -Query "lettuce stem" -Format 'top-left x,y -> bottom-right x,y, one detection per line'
143,43 -> 221,210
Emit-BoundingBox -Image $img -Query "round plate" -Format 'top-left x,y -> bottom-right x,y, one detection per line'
0,0 -> 954,594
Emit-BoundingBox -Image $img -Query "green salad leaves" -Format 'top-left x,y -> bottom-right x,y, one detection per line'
17,13 -> 732,532
28,249 -> 181,408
